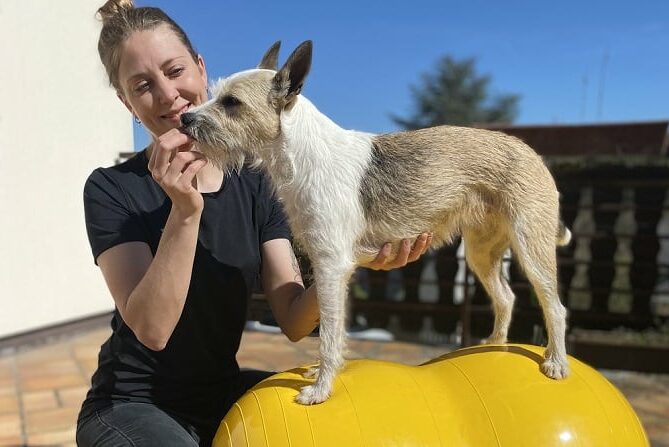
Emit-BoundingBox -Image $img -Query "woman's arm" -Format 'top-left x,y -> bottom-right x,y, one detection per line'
97,206 -> 201,351
261,234 -> 432,342
260,239 -> 315,342
96,130 -> 208,351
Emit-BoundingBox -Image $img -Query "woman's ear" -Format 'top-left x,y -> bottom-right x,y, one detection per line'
197,54 -> 208,88
117,91 -> 134,115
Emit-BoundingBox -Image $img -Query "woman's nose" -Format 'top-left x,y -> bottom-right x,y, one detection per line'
154,76 -> 179,104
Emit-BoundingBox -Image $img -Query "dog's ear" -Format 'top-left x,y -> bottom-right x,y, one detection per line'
271,40 -> 312,110
257,41 -> 281,70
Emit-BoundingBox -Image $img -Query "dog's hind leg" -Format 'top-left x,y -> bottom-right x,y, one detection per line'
511,220 -> 569,379
296,257 -> 355,405
463,226 -> 515,345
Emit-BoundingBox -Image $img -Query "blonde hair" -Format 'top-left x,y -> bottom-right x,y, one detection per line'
96,0 -> 198,92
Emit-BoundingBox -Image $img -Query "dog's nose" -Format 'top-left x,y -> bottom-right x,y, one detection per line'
181,112 -> 196,127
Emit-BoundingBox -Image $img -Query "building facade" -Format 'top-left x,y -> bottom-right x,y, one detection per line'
0,1 -> 132,338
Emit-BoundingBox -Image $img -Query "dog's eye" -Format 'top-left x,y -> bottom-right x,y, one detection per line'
220,95 -> 242,108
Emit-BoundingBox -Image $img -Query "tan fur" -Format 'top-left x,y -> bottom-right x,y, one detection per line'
181,41 -> 571,405
187,71 -> 284,172
359,126 -> 559,254
357,125 -> 568,359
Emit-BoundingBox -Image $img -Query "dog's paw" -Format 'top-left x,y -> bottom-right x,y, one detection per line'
541,358 -> 569,379
483,334 -> 507,345
303,366 -> 319,379
295,384 -> 330,405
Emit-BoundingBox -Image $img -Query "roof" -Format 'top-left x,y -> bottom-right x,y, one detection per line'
478,120 -> 669,156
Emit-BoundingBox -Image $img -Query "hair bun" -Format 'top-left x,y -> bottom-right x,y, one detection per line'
97,0 -> 135,24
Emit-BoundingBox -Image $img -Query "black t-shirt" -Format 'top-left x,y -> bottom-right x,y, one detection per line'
79,149 -> 290,423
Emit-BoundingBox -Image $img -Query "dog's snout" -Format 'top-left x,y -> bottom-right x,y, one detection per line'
181,112 -> 196,127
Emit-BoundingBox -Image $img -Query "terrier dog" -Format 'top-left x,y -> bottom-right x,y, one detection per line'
180,41 -> 572,405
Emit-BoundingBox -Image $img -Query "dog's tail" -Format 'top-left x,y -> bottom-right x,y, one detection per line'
556,220 -> 572,246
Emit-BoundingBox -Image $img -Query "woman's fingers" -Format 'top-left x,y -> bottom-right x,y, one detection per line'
367,242 -> 392,270
365,232 -> 433,271
178,157 -> 208,189
407,233 -> 431,262
164,150 -> 205,180
385,239 -> 412,269
149,129 -> 193,179
422,233 -> 434,255
369,240 -> 410,270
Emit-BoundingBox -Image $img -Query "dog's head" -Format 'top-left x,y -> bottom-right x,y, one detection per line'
180,40 -> 312,171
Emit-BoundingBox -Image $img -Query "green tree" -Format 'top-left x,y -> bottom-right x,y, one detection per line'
391,56 -> 520,130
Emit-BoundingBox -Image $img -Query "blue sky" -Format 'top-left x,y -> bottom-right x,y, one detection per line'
133,0 -> 668,150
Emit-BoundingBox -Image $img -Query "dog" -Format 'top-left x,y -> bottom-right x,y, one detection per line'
180,41 -> 572,405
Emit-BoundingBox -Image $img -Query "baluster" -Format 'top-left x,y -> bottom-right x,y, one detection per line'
608,188 -> 636,313
502,248 -> 512,282
569,186 -> 595,310
418,251 -> 443,343
651,189 -> 669,318
453,240 -> 475,304
418,251 -> 440,303
385,269 -> 405,301
435,244 -> 460,341
351,268 -> 369,300
381,269 -> 404,336
453,239 -> 476,345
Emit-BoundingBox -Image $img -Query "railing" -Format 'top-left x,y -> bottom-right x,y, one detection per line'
116,150 -> 669,370
346,157 -> 669,357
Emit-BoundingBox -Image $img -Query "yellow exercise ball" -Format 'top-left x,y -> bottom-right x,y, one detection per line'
214,344 -> 648,446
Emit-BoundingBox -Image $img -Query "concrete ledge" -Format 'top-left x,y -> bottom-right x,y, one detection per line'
0,311 -> 113,356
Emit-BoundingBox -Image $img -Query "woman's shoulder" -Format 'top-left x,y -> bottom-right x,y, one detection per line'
86,150 -> 150,186
84,149 -> 153,204
103,149 -> 149,175
231,164 -> 275,197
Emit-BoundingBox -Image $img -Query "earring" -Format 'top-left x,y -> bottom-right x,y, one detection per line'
133,114 -> 141,125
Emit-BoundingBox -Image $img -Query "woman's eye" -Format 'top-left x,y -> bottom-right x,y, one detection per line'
220,95 -> 242,108
134,82 -> 150,93
169,67 -> 185,77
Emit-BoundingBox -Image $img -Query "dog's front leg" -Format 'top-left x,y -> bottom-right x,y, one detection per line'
296,260 -> 354,405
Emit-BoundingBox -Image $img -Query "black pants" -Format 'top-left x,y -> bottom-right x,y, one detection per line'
76,370 -> 273,447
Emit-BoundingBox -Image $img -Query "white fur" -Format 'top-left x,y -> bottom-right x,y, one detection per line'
181,55 -> 571,405
259,97 -> 386,404
266,96 -> 375,261
209,69 -> 276,96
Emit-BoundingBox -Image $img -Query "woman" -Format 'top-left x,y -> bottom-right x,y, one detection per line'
76,1 -> 432,445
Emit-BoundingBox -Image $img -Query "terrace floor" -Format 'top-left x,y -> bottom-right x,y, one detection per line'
0,321 -> 668,446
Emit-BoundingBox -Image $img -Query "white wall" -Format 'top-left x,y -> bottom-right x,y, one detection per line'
0,1 -> 132,338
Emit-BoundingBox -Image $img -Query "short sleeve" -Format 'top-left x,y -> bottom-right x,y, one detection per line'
83,169 -> 147,264
259,177 -> 292,244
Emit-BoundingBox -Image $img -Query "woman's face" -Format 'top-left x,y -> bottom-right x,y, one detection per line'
117,25 -> 208,139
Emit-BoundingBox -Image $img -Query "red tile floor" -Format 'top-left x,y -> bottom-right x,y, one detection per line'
0,324 -> 667,446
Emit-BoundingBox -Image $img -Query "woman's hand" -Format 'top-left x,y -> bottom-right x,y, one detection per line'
362,232 -> 433,271
148,128 -> 208,218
